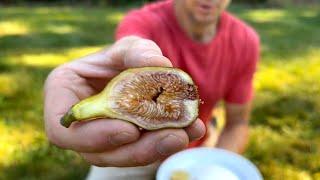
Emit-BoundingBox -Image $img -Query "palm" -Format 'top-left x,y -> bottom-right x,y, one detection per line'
59,61 -> 121,102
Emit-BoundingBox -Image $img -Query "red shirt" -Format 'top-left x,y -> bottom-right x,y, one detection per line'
116,0 -> 260,147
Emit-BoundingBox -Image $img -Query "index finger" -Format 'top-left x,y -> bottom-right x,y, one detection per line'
121,38 -> 173,68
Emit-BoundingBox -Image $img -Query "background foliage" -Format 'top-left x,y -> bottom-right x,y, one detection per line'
1,0 -> 319,6
0,1 -> 319,180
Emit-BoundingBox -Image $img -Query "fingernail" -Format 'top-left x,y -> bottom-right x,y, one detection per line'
189,124 -> 206,141
156,134 -> 186,156
109,132 -> 134,146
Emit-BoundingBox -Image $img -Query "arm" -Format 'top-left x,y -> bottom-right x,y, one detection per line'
215,102 -> 252,153
216,29 -> 260,153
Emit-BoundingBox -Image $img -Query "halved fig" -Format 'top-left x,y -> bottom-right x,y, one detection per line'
60,67 -> 199,130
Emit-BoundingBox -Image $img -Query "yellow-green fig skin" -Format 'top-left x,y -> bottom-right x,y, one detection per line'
60,93 -> 109,128
60,67 -> 199,130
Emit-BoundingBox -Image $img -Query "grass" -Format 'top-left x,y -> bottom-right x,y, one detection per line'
0,4 -> 319,180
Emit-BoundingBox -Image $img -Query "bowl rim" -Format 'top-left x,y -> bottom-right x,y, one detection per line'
156,147 -> 263,180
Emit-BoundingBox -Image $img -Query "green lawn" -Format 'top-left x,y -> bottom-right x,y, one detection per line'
0,4 -> 319,180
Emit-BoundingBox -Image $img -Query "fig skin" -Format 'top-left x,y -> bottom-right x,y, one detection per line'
61,67 -> 199,130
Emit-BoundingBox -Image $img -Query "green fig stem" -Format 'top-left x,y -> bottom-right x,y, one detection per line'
60,94 -> 109,128
60,110 -> 76,128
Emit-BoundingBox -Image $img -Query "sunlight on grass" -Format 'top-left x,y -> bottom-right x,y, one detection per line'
315,173 -> 320,180
0,120 -> 45,166
212,105 -> 226,132
260,162 -> 313,180
68,46 -> 102,57
14,46 -> 102,67
247,126 -> 315,180
20,54 -> 70,67
46,24 -> 75,34
33,7 -> 54,14
286,47 -> 320,62
0,71 -> 32,96
248,126 -> 298,155
0,21 -> 29,36
106,12 -> 125,23
0,74 -> 19,96
244,10 -> 287,23
300,10 -> 319,18
255,67 -> 297,92
255,47 -> 320,92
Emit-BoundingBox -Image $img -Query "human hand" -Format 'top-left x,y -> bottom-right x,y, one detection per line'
44,36 -> 206,167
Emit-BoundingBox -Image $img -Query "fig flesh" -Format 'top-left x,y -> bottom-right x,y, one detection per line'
61,67 -> 199,130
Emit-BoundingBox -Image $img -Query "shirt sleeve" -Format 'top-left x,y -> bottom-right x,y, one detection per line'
115,9 -> 153,40
224,30 -> 260,104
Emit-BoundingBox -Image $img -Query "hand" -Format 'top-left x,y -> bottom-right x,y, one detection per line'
44,36 -> 206,167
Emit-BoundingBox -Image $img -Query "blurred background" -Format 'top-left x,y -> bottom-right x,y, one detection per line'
0,0 -> 319,179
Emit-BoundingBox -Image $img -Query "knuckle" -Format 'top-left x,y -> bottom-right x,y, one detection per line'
119,35 -> 140,44
114,36 -> 141,50
44,65 -> 71,89
45,128 -> 67,149
81,135 -> 109,152
131,147 -> 156,166
131,154 -> 149,166
137,39 -> 160,51
48,64 -> 69,78
81,154 -> 109,167
81,139 -> 100,151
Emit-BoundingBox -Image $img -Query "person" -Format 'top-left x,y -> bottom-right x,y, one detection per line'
44,0 -> 260,179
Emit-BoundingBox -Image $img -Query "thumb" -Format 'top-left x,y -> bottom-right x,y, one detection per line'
62,37 -> 172,81
109,37 -> 173,69
124,38 -> 172,68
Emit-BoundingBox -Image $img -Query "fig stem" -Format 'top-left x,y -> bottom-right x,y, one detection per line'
60,110 -> 76,128
60,94 -> 109,128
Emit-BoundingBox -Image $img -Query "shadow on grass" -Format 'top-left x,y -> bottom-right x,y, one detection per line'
0,65 -> 88,180
0,32 -> 108,51
246,94 -> 320,178
0,143 -> 89,180
230,5 -> 320,61
252,95 -> 318,130
0,65 -> 53,130
0,6 -> 124,53
0,63 -> 13,71
1,5 -> 320,61
0,15 -> 119,51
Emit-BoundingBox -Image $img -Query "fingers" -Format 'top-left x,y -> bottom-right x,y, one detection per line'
70,36 -> 172,76
46,117 -> 140,153
184,118 -> 206,142
81,129 -> 189,167
44,68 -> 140,153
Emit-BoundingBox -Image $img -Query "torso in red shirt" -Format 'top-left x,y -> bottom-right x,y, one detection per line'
116,0 -> 260,147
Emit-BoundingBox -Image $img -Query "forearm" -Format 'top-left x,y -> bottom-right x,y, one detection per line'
215,122 -> 249,154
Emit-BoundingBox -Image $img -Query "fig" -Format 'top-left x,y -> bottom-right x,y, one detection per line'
60,67 -> 199,130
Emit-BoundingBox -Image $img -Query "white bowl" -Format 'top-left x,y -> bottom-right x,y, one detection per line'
156,147 -> 263,180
